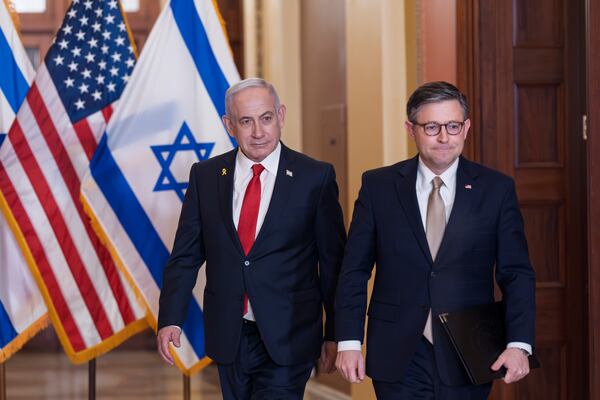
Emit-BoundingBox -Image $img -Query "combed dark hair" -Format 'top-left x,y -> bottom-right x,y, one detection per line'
406,81 -> 469,123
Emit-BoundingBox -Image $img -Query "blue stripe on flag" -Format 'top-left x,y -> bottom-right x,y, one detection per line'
90,135 -> 205,356
170,0 -> 237,148
0,300 -> 18,348
0,133 -> 5,147
90,135 -> 168,288
0,30 -> 30,114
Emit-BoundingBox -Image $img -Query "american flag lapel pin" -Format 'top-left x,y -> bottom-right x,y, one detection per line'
286,169 -> 293,177
464,184 -> 472,189
222,168 -> 227,176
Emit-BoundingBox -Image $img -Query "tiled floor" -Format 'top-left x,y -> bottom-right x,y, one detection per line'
2,351 -> 350,399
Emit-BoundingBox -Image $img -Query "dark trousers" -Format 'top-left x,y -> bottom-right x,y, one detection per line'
217,320 -> 314,400
373,337 -> 492,400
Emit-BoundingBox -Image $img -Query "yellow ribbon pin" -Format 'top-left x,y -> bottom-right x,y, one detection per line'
222,168 -> 227,176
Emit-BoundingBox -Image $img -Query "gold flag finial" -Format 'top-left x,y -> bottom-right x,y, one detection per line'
3,0 -> 22,36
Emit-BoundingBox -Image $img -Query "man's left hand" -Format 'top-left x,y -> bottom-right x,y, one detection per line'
491,347 -> 530,384
318,341 -> 337,373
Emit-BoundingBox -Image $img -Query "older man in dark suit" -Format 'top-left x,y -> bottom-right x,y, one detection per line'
335,81 -> 535,399
157,78 -> 346,399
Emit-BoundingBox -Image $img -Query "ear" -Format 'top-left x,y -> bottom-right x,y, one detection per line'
222,115 -> 235,137
463,118 -> 471,139
405,120 -> 416,140
277,104 -> 286,129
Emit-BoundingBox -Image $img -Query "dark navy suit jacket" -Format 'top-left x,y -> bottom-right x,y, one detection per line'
335,155 -> 535,385
158,144 -> 346,366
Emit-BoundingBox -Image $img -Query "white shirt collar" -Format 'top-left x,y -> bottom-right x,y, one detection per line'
235,142 -> 281,176
417,156 -> 460,192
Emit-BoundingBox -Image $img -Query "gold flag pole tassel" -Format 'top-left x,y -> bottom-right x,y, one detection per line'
2,0 -> 20,35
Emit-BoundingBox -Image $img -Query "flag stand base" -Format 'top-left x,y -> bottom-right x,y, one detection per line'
183,374 -> 190,400
0,361 -> 6,400
88,359 -> 96,400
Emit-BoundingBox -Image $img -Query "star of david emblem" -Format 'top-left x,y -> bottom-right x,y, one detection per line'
151,122 -> 214,201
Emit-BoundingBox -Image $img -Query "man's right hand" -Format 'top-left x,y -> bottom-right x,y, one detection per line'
157,326 -> 181,365
336,350 -> 365,383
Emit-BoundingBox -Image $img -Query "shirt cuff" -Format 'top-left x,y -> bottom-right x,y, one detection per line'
337,340 -> 362,352
165,325 -> 182,332
507,342 -> 532,355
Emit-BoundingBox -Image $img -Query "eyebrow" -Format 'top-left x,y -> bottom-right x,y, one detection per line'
238,110 -> 275,121
259,111 -> 274,118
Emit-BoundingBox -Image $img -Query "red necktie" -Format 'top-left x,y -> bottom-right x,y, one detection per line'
237,163 -> 265,315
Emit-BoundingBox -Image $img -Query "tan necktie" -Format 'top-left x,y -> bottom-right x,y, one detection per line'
423,176 -> 446,343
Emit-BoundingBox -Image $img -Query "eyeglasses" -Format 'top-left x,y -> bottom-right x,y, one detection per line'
411,121 -> 466,136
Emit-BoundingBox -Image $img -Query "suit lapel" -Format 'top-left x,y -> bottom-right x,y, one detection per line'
217,149 -> 244,254
250,144 -> 295,255
435,157 -> 478,263
395,156 -> 434,265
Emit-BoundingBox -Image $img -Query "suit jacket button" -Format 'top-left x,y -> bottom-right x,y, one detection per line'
244,260 -> 250,267
430,271 -> 436,278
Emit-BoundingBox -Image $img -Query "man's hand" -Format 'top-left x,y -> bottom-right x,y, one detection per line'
335,350 -> 365,383
491,348 -> 530,384
157,326 -> 181,365
318,341 -> 338,373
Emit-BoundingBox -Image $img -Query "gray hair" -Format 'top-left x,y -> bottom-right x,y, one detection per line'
225,77 -> 281,117
406,81 -> 469,123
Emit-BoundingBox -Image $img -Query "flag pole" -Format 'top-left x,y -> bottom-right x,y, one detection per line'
88,359 -> 96,400
0,361 -> 6,400
183,374 -> 190,400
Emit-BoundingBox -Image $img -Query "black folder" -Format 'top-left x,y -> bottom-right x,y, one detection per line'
438,301 -> 540,385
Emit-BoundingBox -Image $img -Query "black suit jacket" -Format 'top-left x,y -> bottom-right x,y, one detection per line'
158,144 -> 346,365
334,155 -> 535,385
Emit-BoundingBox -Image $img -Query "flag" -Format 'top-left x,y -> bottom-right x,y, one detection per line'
0,0 -> 48,362
0,0 -> 147,363
81,0 -> 240,375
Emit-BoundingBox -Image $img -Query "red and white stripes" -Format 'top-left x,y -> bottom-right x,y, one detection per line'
0,63 -> 145,358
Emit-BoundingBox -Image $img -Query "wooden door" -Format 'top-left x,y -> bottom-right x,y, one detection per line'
458,0 -> 588,398
586,0 -> 600,397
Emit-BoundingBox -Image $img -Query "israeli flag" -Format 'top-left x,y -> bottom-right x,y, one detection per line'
0,0 -> 33,140
81,0 -> 239,374
0,0 -> 48,362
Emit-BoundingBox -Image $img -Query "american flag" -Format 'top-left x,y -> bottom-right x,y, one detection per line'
48,0 -> 135,128
0,0 -> 146,362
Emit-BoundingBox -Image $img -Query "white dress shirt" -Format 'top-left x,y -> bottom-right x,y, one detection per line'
234,143 -> 281,321
339,156 -> 531,355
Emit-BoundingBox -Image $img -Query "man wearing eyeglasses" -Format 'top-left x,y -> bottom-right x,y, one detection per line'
334,81 -> 535,399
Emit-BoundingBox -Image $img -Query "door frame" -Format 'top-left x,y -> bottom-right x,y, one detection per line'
586,0 -> 600,397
